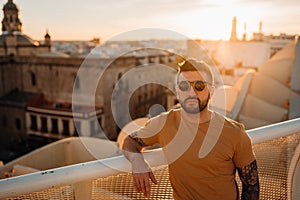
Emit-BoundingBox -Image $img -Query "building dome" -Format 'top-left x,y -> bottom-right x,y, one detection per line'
3,0 -> 18,11
0,31 -> 38,46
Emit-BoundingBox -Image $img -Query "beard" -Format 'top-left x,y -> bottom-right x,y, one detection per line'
180,94 -> 210,114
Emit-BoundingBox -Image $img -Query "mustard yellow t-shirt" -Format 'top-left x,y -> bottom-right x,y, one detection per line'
137,108 -> 255,200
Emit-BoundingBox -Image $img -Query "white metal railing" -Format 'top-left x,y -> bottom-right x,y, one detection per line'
247,117 -> 300,143
0,118 -> 300,199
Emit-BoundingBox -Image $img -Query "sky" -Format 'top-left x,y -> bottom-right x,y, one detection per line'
3,0 -> 300,41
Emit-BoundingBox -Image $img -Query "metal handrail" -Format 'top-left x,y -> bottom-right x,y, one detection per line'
0,118 -> 300,199
247,117 -> 300,143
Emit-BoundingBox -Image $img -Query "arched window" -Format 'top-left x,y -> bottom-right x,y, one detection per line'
15,118 -> 21,130
73,73 -> 80,89
41,117 -> 48,133
75,76 -> 80,89
74,121 -> 81,136
30,115 -> 37,131
30,72 -> 36,86
90,120 -> 96,136
51,118 -> 59,134
62,120 -> 70,136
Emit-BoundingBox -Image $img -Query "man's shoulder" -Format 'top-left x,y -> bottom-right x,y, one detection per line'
145,108 -> 181,126
214,111 -> 245,131
154,108 -> 181,119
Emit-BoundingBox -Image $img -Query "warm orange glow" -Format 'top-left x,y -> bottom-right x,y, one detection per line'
13,0 -> 300,41
172,1 -> 263,41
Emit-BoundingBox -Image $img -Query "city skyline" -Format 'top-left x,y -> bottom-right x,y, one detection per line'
3,0 -> 300,41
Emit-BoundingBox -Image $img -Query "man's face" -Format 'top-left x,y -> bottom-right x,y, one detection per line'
176,71 -> 212,114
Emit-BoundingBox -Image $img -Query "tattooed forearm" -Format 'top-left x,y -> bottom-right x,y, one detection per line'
237,160 -> 260,200
129,131 -> 146,147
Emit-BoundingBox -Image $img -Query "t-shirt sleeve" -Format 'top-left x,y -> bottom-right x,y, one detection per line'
233,126 -> 256,168
136,113 -> 167,146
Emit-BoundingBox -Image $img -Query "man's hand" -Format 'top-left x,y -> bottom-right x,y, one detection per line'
133,171 -> 157,198
131,156 -> 158,198
122,134 -> 158,198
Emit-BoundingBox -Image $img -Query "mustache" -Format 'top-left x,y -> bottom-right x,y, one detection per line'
184,97 -> 200,103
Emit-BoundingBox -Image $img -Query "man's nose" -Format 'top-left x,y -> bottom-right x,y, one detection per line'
188,86 -> 196,96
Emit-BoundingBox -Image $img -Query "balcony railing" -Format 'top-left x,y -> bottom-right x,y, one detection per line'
0,118 -> 300,199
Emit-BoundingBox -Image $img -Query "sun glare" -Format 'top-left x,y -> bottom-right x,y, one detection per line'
177,1 -> 262,40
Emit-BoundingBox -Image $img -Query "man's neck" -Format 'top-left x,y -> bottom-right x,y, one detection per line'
182,108 -> 214,124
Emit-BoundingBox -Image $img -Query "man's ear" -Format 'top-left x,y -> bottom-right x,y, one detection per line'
209,86 -> 214,97
175,86 -> 180,98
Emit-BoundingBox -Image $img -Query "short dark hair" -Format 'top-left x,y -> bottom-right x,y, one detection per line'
177,58 -> 214,85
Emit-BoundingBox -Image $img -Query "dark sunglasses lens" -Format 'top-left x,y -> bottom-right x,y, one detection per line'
194,81 -> 206,91
178,81 -> 190,91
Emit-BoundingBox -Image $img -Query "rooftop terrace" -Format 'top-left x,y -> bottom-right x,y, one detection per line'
0,118 -> 299,199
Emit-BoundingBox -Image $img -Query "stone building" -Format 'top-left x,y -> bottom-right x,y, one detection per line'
0,0 -> 177,146
0,0 -> 51,56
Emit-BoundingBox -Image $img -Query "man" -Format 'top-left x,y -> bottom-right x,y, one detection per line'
122,58 -> 259,199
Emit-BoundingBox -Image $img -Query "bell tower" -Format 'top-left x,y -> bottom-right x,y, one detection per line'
44,29 -> 52,51
2,0 -> 22,32
230,16 -> 238,41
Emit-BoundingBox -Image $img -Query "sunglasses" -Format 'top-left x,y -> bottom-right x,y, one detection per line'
177,80 -> 209,92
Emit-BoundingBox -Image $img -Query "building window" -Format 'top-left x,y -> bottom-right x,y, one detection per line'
51,118 -> 59,134
62,120 -> 70,136
74,76 -> 80,89
90,120 -> 96,136
41,117 -> 48,133
97,117 -> 102,129
74,121 -> 81,136
30,115 -> 37,131
2,115 -> 7,128
15,118 -> 21,130
31,72 -> 36,86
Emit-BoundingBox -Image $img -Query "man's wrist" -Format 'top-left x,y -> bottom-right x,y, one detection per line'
127,152 -> 151,173
128,152 -> 145,163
